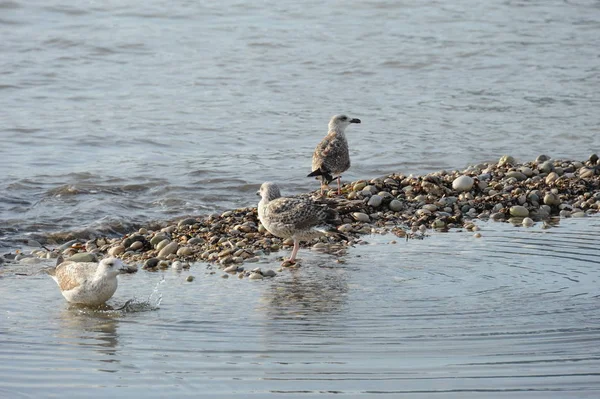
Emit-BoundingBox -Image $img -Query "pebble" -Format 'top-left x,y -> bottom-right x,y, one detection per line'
473,232 -> 482,238
249,272 -> 263,280
498,155 -> 516,166
224,265 -> 239,273
536,154 -> 550,163
509,205 -> 529,217
580,168 -> 594,178
522,217 -> 534,227
177,247 -> 193,256
506,171 -> 527,181
388,199 -> 403,212
177,218 -> 197,227
543,193 -> 561,206
156,239 -> 171,251
129,241 -> 144,251
186,276 -> 195,282
539,160 -> 555,173
352,212 -> 370,223
367,195 -> 383,208
158,242 -> 179,258
150,234 -> 168,246
545,172 -> 559,184
172,261 -> 184,270
452,175 -> 474,192
187,237 -> 205,245
108,245 -> 125,257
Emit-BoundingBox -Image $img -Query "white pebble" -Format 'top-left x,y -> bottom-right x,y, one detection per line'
452,175 -> 474,192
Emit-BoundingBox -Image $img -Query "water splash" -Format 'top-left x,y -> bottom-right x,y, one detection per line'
118,275 -> 164,313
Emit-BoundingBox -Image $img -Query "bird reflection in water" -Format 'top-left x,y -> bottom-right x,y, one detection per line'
262,258 -> 350,318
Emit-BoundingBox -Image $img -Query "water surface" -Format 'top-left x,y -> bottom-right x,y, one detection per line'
1,217 -> 599,397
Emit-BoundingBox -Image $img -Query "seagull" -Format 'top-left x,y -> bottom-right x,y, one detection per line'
307,114 -> 361,195
257,182 -> 340,264
44,257 -> 130,306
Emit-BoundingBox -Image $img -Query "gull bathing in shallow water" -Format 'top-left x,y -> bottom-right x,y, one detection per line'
45,257 -> 130,306
308,114 -> 361,195
257,182 -> 340,264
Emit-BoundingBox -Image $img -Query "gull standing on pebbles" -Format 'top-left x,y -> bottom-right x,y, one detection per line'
308,114 -> 361,195
45,257 -> 130,306
257,182 -> 340,264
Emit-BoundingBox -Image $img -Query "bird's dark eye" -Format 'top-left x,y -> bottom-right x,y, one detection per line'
340,116 -> 347,121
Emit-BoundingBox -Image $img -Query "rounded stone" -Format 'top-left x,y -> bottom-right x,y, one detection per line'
177,218 -> 197,227
352,212 -> 370,223
155,239 -> 171,251
143,258 -> 160,269
108,245 -> 125,257
509,205 -> 529,217
249,272 -> 263,280
367,195 -> 383,208
388,199 -> 403,212
172,261 -> 184,270
539,160 -> 555,173
498,155 -> 516,166
263,269 -> 277,277
129,241 -> 144,251
536,154 -> 550,163
186,276 -> 195,282
506,171 -> 527,181
543,193 -> 561,206
452,175 -> 474,192
187,237 -> 205,245
522,217 -> 534,227
150,234 -> 168,246
177,246 -> 193,256
224,265 -> 238,273
520,166 -> 534,177
432,219 -> 446,229
158,242 -> 179,258
580,168 -> 594,178
68,252 -> 98,263
545,172 -> 559,184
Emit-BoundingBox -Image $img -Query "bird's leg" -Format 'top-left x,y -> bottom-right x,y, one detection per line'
337,176 -> 342,195
289,238 -> 300,263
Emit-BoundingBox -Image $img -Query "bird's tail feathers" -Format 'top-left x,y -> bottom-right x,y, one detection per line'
307,168 -> 334,184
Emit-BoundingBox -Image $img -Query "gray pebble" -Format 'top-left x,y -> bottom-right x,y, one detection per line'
367,195 -> 383,208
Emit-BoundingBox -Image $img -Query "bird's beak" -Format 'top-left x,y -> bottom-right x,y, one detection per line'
119,263 -> 138,274
350,118 -> 361,124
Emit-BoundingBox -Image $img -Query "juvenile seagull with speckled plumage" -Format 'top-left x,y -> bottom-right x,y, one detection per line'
257,182 -> 339,264
45,257 -> 130,306
307,114 -> 361,195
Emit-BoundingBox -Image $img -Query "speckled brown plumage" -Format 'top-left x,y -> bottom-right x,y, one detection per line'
308,114 -> 361,194
257,182 -> 339,262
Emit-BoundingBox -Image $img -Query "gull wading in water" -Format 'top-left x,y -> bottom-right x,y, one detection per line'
308,114 -> 361,195
257,182 -> 340,264
45,257 -> 130,306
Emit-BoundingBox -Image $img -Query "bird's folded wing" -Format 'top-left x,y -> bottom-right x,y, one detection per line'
54,262 -> 94,291
266,198 -> 325,229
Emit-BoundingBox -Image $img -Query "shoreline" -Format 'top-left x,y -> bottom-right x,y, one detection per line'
6,154 -> 600,274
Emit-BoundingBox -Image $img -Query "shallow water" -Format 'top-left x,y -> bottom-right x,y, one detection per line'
1,217 -> 599,397
1,0 -> 600,244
